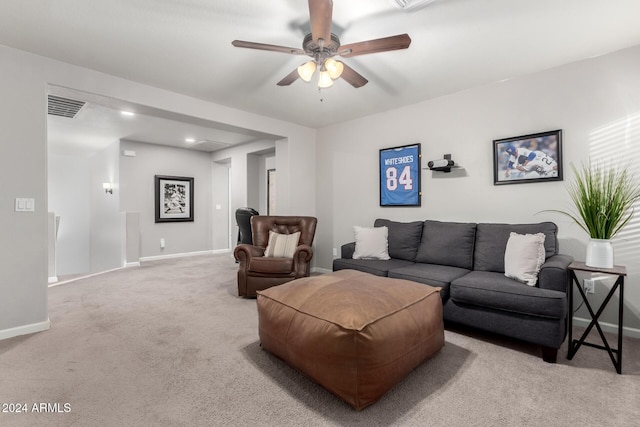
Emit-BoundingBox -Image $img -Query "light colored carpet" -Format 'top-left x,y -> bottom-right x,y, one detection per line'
0,253 -> 638,426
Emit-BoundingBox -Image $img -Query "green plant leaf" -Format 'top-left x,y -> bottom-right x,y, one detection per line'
543,160 -> 640,239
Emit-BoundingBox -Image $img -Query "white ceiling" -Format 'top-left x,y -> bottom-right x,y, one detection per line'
2,0 -> 640,154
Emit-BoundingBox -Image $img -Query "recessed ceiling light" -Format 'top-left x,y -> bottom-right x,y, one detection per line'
185,138 -> 196,143
121,111 -> 135,116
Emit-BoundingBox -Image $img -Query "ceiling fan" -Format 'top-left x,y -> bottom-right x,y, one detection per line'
231,0 -> 411,89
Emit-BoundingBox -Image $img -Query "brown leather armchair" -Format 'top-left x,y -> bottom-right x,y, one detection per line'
233,216 -> 317,297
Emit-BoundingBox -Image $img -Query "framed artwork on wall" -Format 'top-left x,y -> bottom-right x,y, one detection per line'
493,129 -> 563,185
154,175 -> 194,223
379,143 -> 421,207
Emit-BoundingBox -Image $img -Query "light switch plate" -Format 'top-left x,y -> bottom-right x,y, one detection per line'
15,198 -> 35,212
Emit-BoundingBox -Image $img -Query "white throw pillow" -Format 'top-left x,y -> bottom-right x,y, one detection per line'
504,232 -> 546,286
352,226 -> 390,260
264,231 -> 300,258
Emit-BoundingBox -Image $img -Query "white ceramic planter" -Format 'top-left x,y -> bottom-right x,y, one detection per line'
585,238 -> 614,269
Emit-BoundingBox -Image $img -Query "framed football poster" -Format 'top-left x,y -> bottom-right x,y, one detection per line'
379,143 -> 421,207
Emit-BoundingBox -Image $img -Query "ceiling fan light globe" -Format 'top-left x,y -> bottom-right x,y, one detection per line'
297,61 -> 316,82
317,70 -> 334,88
325,58 -> 344,79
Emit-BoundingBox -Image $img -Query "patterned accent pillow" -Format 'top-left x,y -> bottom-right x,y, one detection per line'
265,231 -> 301,258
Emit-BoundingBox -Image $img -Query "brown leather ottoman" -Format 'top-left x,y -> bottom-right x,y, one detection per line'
256,269 -> 444,410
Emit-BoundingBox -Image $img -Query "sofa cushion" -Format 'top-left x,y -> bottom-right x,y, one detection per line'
388,263 -> 470,300
352,226 -> 390,260
332,259 -> 415,277
450,271 -> 567,319
374,219 -> 424,261
249,256 -> 294,274
415,220 -> 477,270
474,222 -> 558,273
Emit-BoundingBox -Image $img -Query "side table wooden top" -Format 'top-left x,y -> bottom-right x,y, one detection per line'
568,261 -> 627,276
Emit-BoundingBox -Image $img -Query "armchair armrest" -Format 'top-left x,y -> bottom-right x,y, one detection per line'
340,242 -> 356,259
233,244 -> 265,268
539,254 -> 574,293
293,244 -> 314,276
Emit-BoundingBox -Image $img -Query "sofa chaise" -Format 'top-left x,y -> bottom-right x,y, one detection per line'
333,219 -> 574,363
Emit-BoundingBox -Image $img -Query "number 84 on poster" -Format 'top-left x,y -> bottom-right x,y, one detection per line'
379,143 -> 421,207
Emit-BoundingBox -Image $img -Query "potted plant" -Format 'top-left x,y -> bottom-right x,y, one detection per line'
549,161 -> 640,268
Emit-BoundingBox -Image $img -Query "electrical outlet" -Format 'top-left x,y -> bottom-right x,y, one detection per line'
160,238 -> 165,249
332,247 -> 337,257
584,279 -> 595,294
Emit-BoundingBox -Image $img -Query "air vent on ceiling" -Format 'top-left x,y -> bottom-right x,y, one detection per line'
392,0 -> 436,12
47,95 -> 86,118
195,140 -> 233,152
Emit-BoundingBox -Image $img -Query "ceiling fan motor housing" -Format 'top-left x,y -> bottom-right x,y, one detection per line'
302,33 -> 341,63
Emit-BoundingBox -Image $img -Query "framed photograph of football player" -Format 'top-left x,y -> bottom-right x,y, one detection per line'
493,130 -> 563,185
380,143 -> 421,206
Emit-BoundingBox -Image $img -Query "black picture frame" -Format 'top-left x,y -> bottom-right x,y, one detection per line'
154,175 -> 194,223
379,143 -> 421,206
493,130 -> 563,185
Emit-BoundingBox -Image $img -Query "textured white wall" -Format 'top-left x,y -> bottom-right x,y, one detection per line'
90,141 -> 122,271
0,46 -> 49,337
0,44 -> 316,339
119,140 -> 212,258
211,139 -> 276,247
211,161 -> 230,250
48,153 -> 91,275
315,44 -> 640,332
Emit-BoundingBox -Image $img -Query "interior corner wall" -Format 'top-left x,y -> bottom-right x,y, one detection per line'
90,140 -> 122,272
48,153 -> 91,275
247,153 -> 260,210
119,140 -> 213,258
0,43 -> 316,340
0,46 -> 49,336
315,44 -> 640,332
274,139 -> 291,215
260,154 -> 276,215
211,139 -> 277,243
275,136 -> 316,217
211,161 -> 230,250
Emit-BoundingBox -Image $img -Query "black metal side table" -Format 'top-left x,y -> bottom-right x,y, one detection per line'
567,261 -> 627,374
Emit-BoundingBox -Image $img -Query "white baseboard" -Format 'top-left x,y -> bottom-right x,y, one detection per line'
51,251 -> 232,288
0,318 -> 51,341
49,266 -> 125,287
572,316 -> 640,339
48,276 -> 58,284
312,267 -> 332,274
139,249 -> 230,262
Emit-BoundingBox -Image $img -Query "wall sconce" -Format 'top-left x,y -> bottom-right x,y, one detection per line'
103,182 -> 113,194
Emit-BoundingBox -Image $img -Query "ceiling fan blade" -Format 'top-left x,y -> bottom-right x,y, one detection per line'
340,63 -> 368,88
277,69 -> 300,86
308,0 -> 333,47
232,40 -> 305,55
339,34 -> 411,58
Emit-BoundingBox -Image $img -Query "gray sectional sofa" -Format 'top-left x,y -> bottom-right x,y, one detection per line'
332,219 -> 574,363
